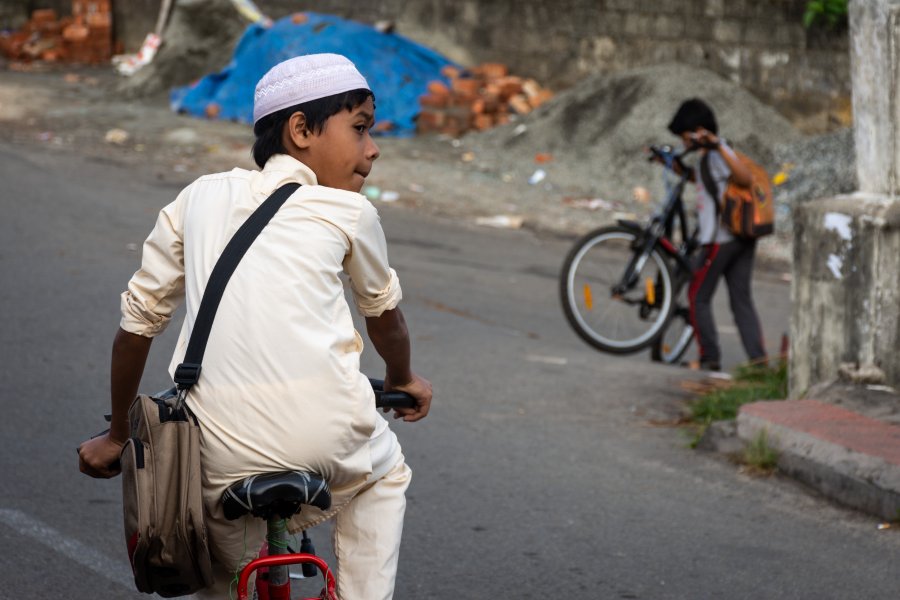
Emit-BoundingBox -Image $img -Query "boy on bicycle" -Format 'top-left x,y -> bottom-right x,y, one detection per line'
78,53 -> 432,599
666,98 -> 767,372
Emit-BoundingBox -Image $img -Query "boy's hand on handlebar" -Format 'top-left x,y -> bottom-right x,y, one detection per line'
383,372 -> 432,422
78,433 -> 124,479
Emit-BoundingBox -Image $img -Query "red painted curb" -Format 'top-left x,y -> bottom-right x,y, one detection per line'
740,399 -> 900,466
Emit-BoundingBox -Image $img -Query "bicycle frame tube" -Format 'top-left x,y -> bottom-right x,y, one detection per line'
616,177 -> 688,292
656,171 -> 699,275
615,145 -> 699,293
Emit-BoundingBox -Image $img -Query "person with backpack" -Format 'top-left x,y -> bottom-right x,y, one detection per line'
77,53 -> 432,599
666,98 -> 768,372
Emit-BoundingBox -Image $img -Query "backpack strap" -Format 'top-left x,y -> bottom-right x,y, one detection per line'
173,182 -> 302,391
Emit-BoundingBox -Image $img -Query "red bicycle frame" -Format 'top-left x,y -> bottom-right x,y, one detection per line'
237,554 -> 337,600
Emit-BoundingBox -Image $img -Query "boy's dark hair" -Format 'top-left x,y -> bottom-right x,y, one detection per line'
252,88 -> 374,168
667,98 -> 718,136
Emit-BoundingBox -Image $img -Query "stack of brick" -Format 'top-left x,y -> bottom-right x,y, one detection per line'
417,63 -> 554,136
0,1 -> 113,64
66,0 -> 113,64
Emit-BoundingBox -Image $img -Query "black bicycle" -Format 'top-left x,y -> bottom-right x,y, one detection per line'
559,144 -> 702,363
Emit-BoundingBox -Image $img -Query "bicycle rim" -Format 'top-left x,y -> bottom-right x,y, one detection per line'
561,227 -> 674,353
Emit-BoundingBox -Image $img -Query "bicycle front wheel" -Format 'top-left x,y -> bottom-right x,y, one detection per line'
560,226 -> 676,354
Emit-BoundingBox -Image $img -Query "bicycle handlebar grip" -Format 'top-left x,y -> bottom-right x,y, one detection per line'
376,392 -> 417,409
369,378 -> 417,409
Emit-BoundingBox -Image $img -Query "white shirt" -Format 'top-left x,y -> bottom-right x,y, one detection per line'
119,154 -> 402,501
696,148 -> 734,245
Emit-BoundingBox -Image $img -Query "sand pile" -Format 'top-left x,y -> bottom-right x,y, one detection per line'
464,63 -> 803,204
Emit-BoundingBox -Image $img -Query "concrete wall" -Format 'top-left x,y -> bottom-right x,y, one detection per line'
272,0 -> 851,123
791,196 -> 900,395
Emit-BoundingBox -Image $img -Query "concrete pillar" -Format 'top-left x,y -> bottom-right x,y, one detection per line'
849,0 -> 900,195
790,0 -> 900,396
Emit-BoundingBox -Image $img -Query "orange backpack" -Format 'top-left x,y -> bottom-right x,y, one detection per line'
700,150 -> 774,239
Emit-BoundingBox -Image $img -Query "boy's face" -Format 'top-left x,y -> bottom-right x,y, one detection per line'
304,97 -> 380,192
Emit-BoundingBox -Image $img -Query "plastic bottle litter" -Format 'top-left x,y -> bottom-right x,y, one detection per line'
528,169 -> 546,185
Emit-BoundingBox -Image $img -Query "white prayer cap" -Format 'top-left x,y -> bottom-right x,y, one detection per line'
253,54 -> 371,125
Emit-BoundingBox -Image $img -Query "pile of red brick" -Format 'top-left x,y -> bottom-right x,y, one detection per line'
417,63 -> 554,136
0,1 -> 113,64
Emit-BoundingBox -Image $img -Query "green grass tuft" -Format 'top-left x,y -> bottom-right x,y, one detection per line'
743,429 -> 780,473
689,361 -> 788,424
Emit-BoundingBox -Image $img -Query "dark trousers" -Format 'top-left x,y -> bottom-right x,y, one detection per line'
688,239 -> 767,365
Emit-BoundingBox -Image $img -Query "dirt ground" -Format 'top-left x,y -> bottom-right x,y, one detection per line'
0,62 -> 813,271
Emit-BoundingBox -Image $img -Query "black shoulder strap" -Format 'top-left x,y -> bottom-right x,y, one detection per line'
173,182 -> 301,391
698,152 -> 721,216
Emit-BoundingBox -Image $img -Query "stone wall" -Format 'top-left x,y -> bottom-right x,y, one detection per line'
272,0 -> 851,124
3,0 -> 850,125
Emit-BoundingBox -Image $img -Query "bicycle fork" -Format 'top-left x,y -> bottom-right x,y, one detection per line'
615,233 -> 658,296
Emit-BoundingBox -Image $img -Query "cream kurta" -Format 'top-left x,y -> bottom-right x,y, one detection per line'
119,154 -> 402,516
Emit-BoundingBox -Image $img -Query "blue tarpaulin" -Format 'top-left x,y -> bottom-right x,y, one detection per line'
170,13 -> 456,136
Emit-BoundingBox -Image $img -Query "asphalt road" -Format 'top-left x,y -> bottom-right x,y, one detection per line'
1,142 -> 898,599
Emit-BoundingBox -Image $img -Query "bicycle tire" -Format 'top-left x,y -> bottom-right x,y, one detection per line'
650,306 -> 694,363
560,226 -> 676,354
650,262 -> 694,364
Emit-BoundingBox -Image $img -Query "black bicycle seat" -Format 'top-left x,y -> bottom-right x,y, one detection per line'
222,471 -> 332,521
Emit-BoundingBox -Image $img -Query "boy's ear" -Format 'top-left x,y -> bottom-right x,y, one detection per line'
285,111 -> 312,150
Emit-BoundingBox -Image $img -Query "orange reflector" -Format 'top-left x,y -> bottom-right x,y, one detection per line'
583,283 -> 593,310
645,278 -> 655,305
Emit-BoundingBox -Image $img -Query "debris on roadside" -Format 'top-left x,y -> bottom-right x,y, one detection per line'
417,63 -> 554,137
562,197 -> 617,211
632,186 -> 651,204
111,33 -> 161,76
0,1 -> 114,65
528,169 -> 547,185
104,128 -> 129,144
771,162 -> 794,186
362,185 -> 382,201
475,215 -> 525,229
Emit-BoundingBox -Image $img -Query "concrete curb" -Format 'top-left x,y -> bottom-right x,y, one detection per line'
737,399 -> 900,521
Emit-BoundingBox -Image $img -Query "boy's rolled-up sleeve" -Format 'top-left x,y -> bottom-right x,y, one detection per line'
120,197 -> 186,337
345,201 -> 402,317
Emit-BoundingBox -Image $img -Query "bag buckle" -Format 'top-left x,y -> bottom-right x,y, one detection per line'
174,362 -> 202,390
